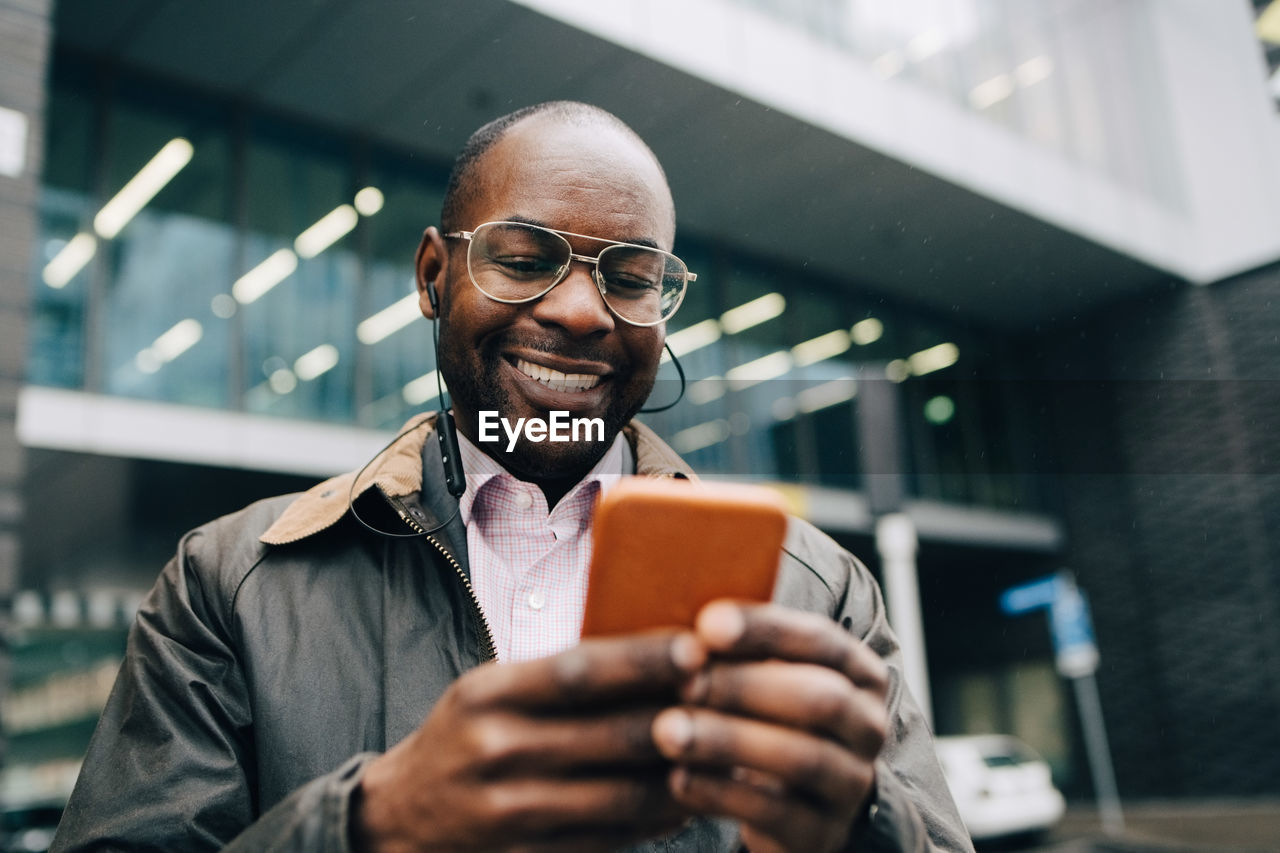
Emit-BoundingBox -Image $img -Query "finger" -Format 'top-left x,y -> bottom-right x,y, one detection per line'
652,707 -> 874,808
465,707 -> 671,777
696,602 -> 888,693
666,765 -> 847,853
476,774 -> 688,841
457,630 -> 706,710
681,660 -> 889,756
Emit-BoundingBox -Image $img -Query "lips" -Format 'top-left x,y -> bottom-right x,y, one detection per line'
514,357 -> 604,393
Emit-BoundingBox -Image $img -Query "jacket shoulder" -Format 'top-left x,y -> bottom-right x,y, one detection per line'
775,516 -> 884,640
173,493 -> 303,613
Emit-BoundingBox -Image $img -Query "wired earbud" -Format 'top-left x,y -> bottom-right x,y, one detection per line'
426,278 -> 467,498
346,277 -> 466,538
436,410 -> 466,498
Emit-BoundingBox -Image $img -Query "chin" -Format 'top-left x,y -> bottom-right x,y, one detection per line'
441,335 -> 654,478
496,438 -> 617,483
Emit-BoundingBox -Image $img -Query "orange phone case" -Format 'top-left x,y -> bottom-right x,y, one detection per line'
580,477 -> 788,637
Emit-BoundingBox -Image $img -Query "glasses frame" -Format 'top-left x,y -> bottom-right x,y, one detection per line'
444,220 -> 695,328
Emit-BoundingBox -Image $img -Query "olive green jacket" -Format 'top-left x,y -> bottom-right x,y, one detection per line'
52,415 -> 972,852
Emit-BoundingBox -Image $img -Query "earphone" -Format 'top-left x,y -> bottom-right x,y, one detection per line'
345,279 -> 465,539
428,280 -> 468,498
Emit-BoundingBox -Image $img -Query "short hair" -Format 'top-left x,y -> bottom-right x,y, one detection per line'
439,101 -> 669,232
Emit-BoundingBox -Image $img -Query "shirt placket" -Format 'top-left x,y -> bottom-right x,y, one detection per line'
503,483 -> 556,661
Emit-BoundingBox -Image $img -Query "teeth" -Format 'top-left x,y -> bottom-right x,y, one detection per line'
515,358 -> 602,392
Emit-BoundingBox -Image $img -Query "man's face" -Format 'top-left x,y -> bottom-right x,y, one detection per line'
429,118 -> 675,483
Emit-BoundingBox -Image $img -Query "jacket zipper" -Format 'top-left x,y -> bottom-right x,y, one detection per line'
425,533 -> 498,663
383,492 -> 498,663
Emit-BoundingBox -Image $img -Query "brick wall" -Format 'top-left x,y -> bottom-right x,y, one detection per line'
1029,267 -> 1280,798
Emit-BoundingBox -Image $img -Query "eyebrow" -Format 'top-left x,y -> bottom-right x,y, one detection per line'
503,215 -> 661,250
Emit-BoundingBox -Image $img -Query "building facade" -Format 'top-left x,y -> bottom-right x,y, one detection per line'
1,0 -> 1278,811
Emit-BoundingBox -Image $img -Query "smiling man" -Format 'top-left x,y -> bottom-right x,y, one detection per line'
51,104 -> 971,853
425,106 -> 676,501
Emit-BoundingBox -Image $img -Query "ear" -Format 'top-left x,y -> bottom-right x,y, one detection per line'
415,226 -> 448,320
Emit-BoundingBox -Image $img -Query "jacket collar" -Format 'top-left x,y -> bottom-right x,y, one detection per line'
260,414 -> 694,546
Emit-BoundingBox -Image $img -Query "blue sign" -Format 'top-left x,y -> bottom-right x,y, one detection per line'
1000,572 -> 1099,677
999,574 -> 1061,615
1050,582 -> 1099,677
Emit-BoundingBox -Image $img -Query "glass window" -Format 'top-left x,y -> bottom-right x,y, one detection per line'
643,241 -> 732,469
726,0 -> 1185,210
772,284 -> 861,489
240,119 -> 358,422
98,78 -> 235,408
713,255 -> 794,477
358,150 -> 446,429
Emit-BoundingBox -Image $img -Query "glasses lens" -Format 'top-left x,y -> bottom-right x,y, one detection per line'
597,245 -> 688,325
468,222 -> 569,302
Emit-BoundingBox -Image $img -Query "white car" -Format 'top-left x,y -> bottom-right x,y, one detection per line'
934,734 -> 1066,842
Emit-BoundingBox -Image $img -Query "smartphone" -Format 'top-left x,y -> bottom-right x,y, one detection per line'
580,477 -> 789,637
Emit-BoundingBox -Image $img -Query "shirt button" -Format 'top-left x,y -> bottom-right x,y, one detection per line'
514,490 -> 533,510
527,591 -> 546,611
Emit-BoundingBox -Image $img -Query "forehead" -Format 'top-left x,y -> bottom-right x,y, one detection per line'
466,118 -> 676,248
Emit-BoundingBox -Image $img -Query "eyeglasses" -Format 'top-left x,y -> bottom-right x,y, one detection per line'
444,221 -> 695,327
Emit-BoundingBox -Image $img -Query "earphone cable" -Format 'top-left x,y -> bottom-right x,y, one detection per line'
639,342 -> 686,413
345,418 -> 460,539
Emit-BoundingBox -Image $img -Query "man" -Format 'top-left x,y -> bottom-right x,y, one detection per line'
53,103 -> 971,852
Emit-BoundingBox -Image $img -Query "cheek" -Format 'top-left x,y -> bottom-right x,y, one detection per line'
441,284 -> 513,343
626,330 -> 665,378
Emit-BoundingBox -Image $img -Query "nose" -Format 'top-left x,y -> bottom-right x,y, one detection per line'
530,260 -> 615,338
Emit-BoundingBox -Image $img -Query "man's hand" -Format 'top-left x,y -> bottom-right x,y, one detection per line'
354,631 -> 706,852
651,602 -> 890,853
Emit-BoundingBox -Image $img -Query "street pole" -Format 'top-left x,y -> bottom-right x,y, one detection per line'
1005,572 -> 1126,837
857,367 -> 932,727
1071,670 -> 1125,835
876,512 -> 932,728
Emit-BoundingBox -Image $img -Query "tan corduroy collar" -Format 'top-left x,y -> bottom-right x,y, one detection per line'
260,414 -> 694,546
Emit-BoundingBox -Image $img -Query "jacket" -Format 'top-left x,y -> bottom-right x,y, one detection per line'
52,414 -> 973,852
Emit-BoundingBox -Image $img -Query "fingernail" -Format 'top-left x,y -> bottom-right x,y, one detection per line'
697,602 -> 745,646
670,633 -> 706,671
653,709 -> 693,756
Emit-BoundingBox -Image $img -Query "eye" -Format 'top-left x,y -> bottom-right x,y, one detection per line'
601,249 -> 666,297
604,274 -> 661,296
492,255 -> 561,278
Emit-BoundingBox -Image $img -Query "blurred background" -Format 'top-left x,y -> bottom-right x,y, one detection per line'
1,0 -> 1279,849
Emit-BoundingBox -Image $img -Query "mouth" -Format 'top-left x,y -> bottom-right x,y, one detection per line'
513,357 -> 604,393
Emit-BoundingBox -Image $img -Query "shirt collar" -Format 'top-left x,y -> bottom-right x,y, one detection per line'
457,423 -> 633,526
258,415 -> 690,547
